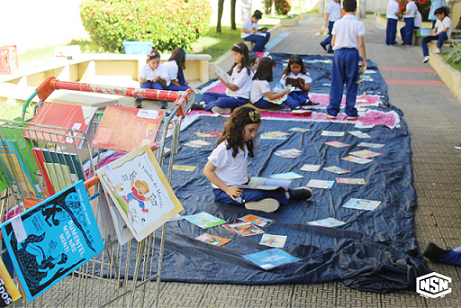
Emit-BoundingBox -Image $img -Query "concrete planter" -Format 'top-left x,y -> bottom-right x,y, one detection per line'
279,17 -> 299,27
429,45 -> 461,101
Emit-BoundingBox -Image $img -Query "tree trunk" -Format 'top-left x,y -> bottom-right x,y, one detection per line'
231,0 -> 237,30
217,0 -> 225,33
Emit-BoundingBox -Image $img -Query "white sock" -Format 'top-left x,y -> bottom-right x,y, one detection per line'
285,192 -> 290,200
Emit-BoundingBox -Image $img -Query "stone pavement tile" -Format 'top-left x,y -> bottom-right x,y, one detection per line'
157,282 -> 208,307
433,216 -> 461,228
415,225 -> 443,239
198,284 -> 254,308
242,284 -> 294,308
380,289 -> 425,308
336,283 -> 381,308
291,282 -> 336,307
422,190 -> 457,200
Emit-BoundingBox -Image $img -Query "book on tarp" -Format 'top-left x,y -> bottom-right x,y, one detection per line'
243,248 -> 300,270
300,164 -> 321,172
259,234 -> 287,248
323,166 -> 351,174
97,145 -> 183,242
194,132 -> 222,138
307,217 -> 346,227
0,180 -> 104,301
92,106 -> 164,152
357,142 -> 385,148
222,221 -> 264,236
196,233 -> 231,246
268,172 -> 303,180
306,179 -> 334,189
183,212 -> 226,229
238,214 -> 274,227
342,198 -> 381,211
237,177 -> 292,191
335,178 -> 366,185
349,150 -> 382,159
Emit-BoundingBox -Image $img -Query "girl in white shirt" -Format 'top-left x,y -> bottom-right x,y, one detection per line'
203,107 -> 312,213
164,47 -> 191,92
280,55 -> 317,106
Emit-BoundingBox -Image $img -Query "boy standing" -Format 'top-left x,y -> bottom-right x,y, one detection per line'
320,0 -> 342,53
401,0 -> 418,46
421,6 -> 451,63
386,0 -> 401,45
241,10 -> 271,52
326,0 -> 366,120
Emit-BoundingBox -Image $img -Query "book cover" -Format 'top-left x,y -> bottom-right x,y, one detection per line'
323,166 -> 351,174
289,127 -> 310,133
335,178 -> 366,185
341,156 -> 373,164
222,221 -> 264,236
306,179 -> 334,189
342,198 -> 381,211
348,131 -> 370,138
168,214 -> 183,222
194,132 -> 222,138
243,248 -> 300,270
238,214 -> 274,227
0,257 -> 21,306
183,212 -> 226,229
259,234 -> 287,248
325,141 -> 350,148
102,192 -> 134,245
1,181 -> 105,301
172,165 -> 197,172
237,177 -> 292,191
97,145 -> 184,241
184,140 -> 212,148
261,131 -> 291,140
195,233 -> 230,246
274,148 -> 302,158
357,142 -> 385,148
92,105 -> 164,152
268,172 -> 303,180
307,217 -> 346,227
286,77 -> 306,89
321,131 -> 344,137
214,65 -> 231,84
300,164 -> 321,172
349,150 -> 382,159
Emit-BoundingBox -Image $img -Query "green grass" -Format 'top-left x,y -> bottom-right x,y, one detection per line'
0,97 -> 36,121
442,53 -> 461,73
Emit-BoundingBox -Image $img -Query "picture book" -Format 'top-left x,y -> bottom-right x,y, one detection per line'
356,69 -> 366,84
0,257 -> 21,306
264,93 -> 288,105
92,105 -> 164,152
348,131 -> 370,138
307,217 -> 346,227
323,166 -> 351,174
335,178 -> 366,185
259,234 -> 287,248
274,148 -> 302,158
420,28 -> 432,36
97,145 -> 184,241
306,180 -> 334,189
286,77 -> 306,89
183,212 -> 226,229
102,192 -> 134,245
357,142 -> 385,148
289,127 -> 310,133
222,221 -> 264,236
237,177 -> 292,191
321,131 -> 345,137
194,132 -> 222,138
184,140 -> 212,148
238,214 -> 274,227
172,165 -> 197,172
243,248 -> 300,270
168,214 -> 184,222
1,181 -> 104,301
268,172 -> 303,180
261,131 -> 291,140
325,141 -> 350,148
341,156 -> 373,164
349,150 -> 382,159
300,164 -> 321,172
195,233 -> 231,246
342,198 -> 381,211
214,65 -> 231,84
24,103 -> 96,148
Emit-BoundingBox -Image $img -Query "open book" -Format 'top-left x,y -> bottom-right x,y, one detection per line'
214,65 -> 231,84
286,77 -> 306,88
237,176 -> 291,191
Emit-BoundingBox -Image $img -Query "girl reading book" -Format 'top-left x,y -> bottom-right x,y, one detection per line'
164,47 -> 191,92
203,106 -> 312,213
280,55 -> 317,106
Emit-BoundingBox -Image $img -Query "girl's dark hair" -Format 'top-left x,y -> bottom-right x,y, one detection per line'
250,54 -> 259,66
146,50 -> 160,63
229,42 -> 251,76
217,106 -> 261,158
253,57 -> 275,82
434,6 -> 449,17
168,47 -> 186,70
281,55 -> 307,77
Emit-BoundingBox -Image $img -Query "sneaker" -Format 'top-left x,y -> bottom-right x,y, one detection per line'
135,98 -> 143,108
320,43 -> 327,51
346,115 -> 359,120
422,242 -> 446,262
455,143 -> 461,150
211,106 -> 231,114
245,198 -> 280,213
405,44 -> 412,48
435,48 -> 441,54
423,56 -> 430,63
288,187 -> 313,201
161,101 -> 168,109
326,113 -> 337,119
191,103 -> 205,111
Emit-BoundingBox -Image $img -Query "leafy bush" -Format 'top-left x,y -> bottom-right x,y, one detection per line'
263,0 -> 272,14
446,42 -> 461,64
80,0 -> 212,53
275,0 -> 291,15
398,0 -> 431,21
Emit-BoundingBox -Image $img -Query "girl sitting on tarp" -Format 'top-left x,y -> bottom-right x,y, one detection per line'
164,47 -> 191,92
280,55 -> 317,106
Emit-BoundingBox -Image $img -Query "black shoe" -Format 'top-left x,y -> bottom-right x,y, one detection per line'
304,101 -> 319,106
288,187 -> 313,201
135,98 -> 142,108
320,43 -> 327,51
455,143 -> 461,150
161,101 -> 168,109
191,103 -> 204,111
422,242 -> 446,262
327,50 -> 334,54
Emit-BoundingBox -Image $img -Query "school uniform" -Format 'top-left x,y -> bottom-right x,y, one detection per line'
202,66 -> 252,111
421,16 -> 452,56
386,0 -> 400,45
241,18 -> 271,52
250,79 -> 300,109
414,11 -> 422,29
138,63 -> 168,101
280,72 -> 312,105
321,0 -> 342,52
402,0 -> 418,45
163,60 -> 191,92
208,142 -> 287,206
428,0 -> 446,25
327,15 -> 365,118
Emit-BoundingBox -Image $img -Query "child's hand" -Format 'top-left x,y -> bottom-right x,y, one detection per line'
152,76 -> 160,82
225,186 -> 242,201
283,88 -> 291,94
139,77 -> 147,84
360,64 -> 367,74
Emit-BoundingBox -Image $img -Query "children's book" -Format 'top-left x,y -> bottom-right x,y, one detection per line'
420,28 -> 432,36
289,127 -> 310,133
323,166 -> 351,174
168,214 -> 184,222
261,131 -> 291,140
307,217 -> 346,227
92,105 -> 164,152
214,65 -> 231,84
0,257 -> 21,306
268,172 -> 303,180
196,233 -> 231,246
321,131 -> 345,137
349,150 -> 382,159
341,156 -> 373,164
342,198 -> 381,211
306,179 -> 334,189
274,148 -> 302,158
97,145 -> 184,241
237,177 -> 292,191
24,103 -> 96,148
300,164 -> 321,172
102,192 -> 134,245
356,69 -> 366,84
184,140 -> 212,148
238,214 -> 274,227
286,77 -> 306,89
348,131 -> 370,138
222,221 -> 264,236
335,178 -> 366,185
1,181 -> 105,301
357,142 -> 385,148
243,248 -> 300,270
264,94 -> 288,105
183,212 -> 226,229
259,234 -> 287,248
172,165 -> 197,171
325,141 -> 350,148
194,132 -> 222,138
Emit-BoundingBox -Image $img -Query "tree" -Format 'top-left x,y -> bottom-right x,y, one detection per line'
216,0 -> 237,32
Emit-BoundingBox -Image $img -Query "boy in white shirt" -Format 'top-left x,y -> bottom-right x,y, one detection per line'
326,0 -> 367,120
401,0 -> 418,46
320,0 -> 342,53
386,0 -> 401,46
422,7 -> 451,63
241,10 -> 271,52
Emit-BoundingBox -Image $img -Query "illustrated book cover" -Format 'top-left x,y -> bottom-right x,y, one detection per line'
194,132 -> 222,138
214,65 -> 231,84
323,166 -> 351,174
243,248 -> 300,270
348,131 -> 370,138
335,178 -> 366,185
300,164 -> 321,172
342,198 -> 381,211
307,217 -> 346,227
349,150 -> 382,159
237,177 -> 292,191
238,214 -> 274,227
195,233 -> 230,246
357,142 -> 385,148
0,257 -> 21,306
341,156 -> 373,164
259,234 -> 287,248
268,172 -> 303,180
306,180 -> 334,189
321,131 -> 344,137
222,221 -> 264,236
183,212 -> 226,229
325,141 -> 350,148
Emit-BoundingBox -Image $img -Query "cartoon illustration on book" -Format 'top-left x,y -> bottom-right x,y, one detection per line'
123,180 -> 156,213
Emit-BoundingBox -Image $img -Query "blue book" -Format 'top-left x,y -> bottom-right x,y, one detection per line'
1,181 -> 104,301
243,248 -> 300,270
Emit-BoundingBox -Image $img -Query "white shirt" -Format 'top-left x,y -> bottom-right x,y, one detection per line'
139,63 -> 169,86
404,1 -> 417,18
250,80 -> 271,103
280,72 -> 312,91
414,11 -> 422,27
241,18 -> 259,38
162,60 -> 178,83
208,141 -> 249,189
327,1 -> 342,22
332,15 -> 365,50
435,16 -> 452,38
226,66 -> 252,99
386,0 -> 400,19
